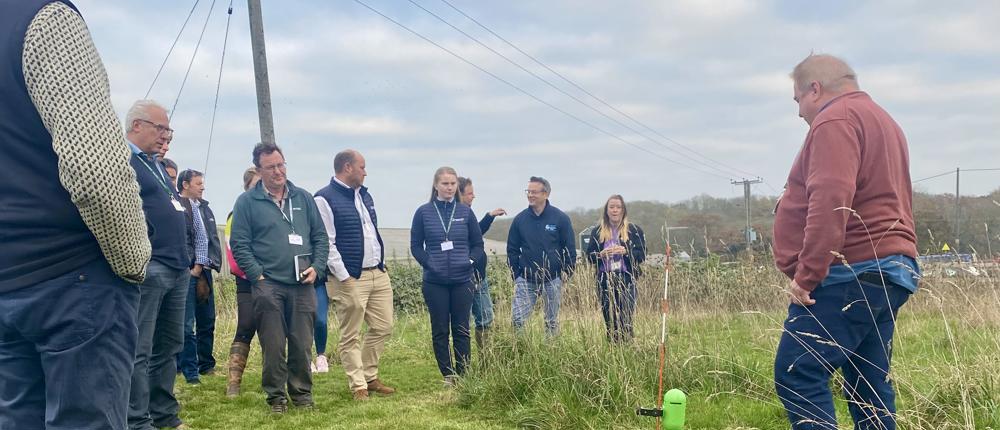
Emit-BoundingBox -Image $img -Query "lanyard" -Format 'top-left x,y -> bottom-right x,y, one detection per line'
433,200 -> 457,240
136,155 -> 174,199
277,195 -> 295,233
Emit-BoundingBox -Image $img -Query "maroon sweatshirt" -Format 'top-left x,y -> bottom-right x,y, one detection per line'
773,91 -> 918,291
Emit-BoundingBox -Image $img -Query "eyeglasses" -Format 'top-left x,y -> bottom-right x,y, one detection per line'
136,118 -> 174,135
524,189 -> 544,196
260,162 -> 287,172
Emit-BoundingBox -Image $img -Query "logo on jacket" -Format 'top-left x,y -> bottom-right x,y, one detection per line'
545,224 -> 557,232
453,218 -> 465,222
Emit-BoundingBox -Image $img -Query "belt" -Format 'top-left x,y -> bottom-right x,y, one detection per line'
362,266 -> 379,271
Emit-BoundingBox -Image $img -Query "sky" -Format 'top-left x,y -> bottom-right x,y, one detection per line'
73,0 -> 1000,227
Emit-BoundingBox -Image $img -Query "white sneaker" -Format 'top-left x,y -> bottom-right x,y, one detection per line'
314,355 -> 329,373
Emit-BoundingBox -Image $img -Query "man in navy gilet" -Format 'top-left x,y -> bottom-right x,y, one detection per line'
123,100 -> 191,430
314,150 -> 396,400
0,1 -> 151,428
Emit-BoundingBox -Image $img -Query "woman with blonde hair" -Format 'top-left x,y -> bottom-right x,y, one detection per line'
410,167 -> 484,386
585,195 -> 646,342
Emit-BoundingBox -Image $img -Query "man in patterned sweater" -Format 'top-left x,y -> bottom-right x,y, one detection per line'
0,1 -> 152,429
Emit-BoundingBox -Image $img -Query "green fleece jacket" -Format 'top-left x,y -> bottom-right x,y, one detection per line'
229,180 -> 329,285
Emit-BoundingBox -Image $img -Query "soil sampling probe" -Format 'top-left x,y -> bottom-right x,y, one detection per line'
636,244 -> 686,429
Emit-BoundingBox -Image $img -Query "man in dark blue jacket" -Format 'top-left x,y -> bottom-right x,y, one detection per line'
507,176 -> 576,336
123,99 -> 191,430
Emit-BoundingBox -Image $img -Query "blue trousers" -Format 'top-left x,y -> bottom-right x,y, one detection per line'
127,261 -> 187,430
0,259 -> 139,430
511,277 -> 562,336
774,279 -> 911,430
314,281 -> 328,355
470,277 -> 494,330
422,281 -> 474,377
179,271 -> 216,381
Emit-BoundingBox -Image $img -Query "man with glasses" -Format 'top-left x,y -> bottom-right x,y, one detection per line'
772,54 -> 920,430
507,176 -> 576,336
230,142 -> 329,413
123,99 -> 191,430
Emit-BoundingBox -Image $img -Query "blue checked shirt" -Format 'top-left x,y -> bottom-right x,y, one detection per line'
190,199 -> 212,266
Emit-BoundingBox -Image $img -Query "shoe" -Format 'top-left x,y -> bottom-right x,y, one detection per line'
185,377 -> 200,385
314,355 -> 329,373
366,378 -> 396,395
199,367 -> 216,376
443,374 -> 459,388
270,403 -> 288,414
226,342 -> 250,398
352,388 -> 369,401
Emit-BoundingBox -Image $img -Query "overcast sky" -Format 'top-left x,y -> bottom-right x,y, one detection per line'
73,0 -> 1000,227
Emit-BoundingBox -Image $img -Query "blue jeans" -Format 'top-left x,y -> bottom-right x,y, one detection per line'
774,279 -> 911,430
511,277 -> 562,335
470,277 -> 494,330
179,271 -> 216,381
0,259 -> 139,430
314,281 -> 328,355
127,260 -> 187,430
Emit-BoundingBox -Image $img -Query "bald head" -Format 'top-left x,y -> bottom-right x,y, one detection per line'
790,54 -> 859,94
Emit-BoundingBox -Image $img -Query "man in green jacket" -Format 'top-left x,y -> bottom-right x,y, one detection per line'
229,142 -> 329,413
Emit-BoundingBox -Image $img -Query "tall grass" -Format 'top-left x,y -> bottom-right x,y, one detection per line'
451,258 -> 1000,429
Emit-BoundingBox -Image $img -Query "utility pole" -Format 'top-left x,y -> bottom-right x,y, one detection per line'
247,0 -> 275,144
732,178 -> 762,249
954,167 -> 960,253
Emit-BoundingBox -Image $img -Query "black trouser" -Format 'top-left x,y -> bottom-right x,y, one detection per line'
421,281 -> 474,377
597,271 -> 637,342
252,279 -> 316,406
233,277 -> 256,344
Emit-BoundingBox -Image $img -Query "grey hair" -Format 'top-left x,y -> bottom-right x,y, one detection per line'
529,176 -> 551,194
790,54 -> 859,93
125,99 -> 167,131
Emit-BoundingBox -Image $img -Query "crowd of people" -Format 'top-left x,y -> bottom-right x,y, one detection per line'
1,1 -> 921,430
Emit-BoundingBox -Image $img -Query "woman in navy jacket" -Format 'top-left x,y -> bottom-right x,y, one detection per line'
585,195 -> 646,342
410,167 -> 484,385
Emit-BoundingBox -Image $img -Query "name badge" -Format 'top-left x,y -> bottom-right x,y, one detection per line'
288,234 -> 303,245
441,241 -> 454,251
610,261 -> 623,272
171,199 -> 185,212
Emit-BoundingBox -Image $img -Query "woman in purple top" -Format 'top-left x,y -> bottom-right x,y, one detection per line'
585,195 -> 646,342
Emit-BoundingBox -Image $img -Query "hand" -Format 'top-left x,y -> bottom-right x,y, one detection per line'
190,264 -> 203,278
489,208 -> 507,217
787,280 -> 816,306
300,267 -> 317,285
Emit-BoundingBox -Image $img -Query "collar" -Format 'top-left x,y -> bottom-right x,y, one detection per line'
435,196 -> 455,203
127,140 -> 157,161
253,180 -> 296,200
817,90 -> 866,116
529,200 -> 550,217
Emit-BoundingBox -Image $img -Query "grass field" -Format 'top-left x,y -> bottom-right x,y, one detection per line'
176,260 -> 1000,429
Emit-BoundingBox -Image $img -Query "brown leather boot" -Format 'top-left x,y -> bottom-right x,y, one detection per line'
226,342 -> 250,398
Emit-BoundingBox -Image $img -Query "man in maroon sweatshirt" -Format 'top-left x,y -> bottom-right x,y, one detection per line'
772,54 -> 920,430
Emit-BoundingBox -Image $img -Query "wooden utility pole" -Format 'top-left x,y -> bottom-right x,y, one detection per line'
247,0 -> 275,144
732,178 -> 762,249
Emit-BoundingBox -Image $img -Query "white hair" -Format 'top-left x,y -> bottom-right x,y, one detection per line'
124,99 -> 167,131
790,54 -> 859,93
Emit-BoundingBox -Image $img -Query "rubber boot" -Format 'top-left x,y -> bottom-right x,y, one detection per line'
226,341 -> 250,397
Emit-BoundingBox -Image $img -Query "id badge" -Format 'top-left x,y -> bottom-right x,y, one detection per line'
610,261 -> 623,272
171,199 -> 185,212
288,234 -> 303,245
441,241 -> 454,251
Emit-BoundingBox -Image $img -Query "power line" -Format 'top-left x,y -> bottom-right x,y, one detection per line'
912,169 -> 954,183
407,0 -> 741,179
352,0 -> 732,180
203,0 -> 235,178
436,0 -> 760,179
145,0 -> 202,99
170,0 -> 218,119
